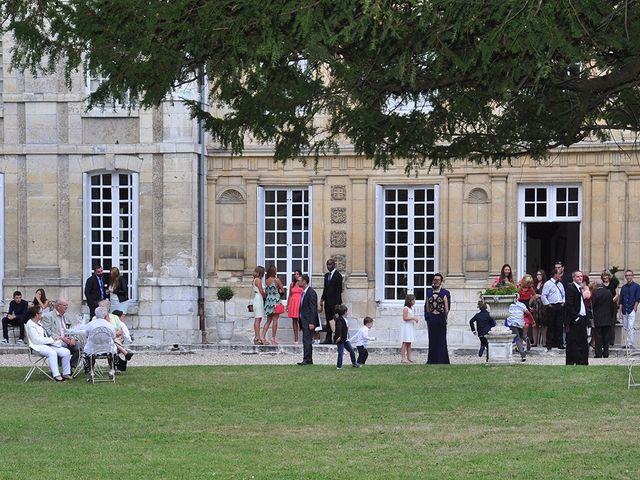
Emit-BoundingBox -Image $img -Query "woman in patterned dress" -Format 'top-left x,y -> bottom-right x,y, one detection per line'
425,273 -> 451,364
261,265 -> 285,345
287,270 -> 303,344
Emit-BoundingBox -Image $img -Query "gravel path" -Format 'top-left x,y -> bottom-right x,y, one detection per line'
0,345 -> 632,367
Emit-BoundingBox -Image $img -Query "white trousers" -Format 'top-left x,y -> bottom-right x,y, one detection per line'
37,345 -> 71,377
623,311 -> 636,348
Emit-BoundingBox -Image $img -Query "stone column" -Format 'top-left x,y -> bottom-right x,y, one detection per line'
446,174 -> 465,283
243,175 -> 259,281
627,173 -> 640,269
589,174 -> 608,273
348,176 -> 368,288
311,175 -> 326,284
607,172 -> 626,268
489,174 -> 508,276
206,174 -> 218,278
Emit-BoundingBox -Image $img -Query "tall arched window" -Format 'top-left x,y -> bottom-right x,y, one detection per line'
83,171 -> 138,300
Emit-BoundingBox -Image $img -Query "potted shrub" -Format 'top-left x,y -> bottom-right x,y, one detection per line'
216,286 -> 235,344
480,284 -> 519,328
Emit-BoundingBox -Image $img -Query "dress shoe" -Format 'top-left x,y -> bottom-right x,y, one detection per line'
297,361 -> 313,365
62,374 -> 73,380
54,376 -> 64,382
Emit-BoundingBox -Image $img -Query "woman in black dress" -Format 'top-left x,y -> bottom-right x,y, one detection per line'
425,273 -> 450,364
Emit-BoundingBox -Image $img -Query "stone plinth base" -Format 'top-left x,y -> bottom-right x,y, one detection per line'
486,327 -> 515,364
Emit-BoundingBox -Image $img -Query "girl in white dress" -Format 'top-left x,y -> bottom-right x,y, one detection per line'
400,294 -> 419,363
252,266 -> 266,344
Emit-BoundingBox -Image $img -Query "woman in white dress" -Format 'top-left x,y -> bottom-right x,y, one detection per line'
252,266 -> 266,345
400,294 -> 419,364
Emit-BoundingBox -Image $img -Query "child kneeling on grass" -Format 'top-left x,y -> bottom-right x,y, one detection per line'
350,316 -> 376,366
334,304 -> 360,370
469,301 -> 496,361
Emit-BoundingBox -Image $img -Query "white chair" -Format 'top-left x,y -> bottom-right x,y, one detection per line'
627,344 -> 640,389
23,330 -> 54,383
86,326 -> 116,384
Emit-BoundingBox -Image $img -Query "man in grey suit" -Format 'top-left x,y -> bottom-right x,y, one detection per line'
297,274 -> 319,365
41,298 -> 80,369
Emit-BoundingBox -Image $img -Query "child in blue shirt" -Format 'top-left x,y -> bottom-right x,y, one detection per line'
469,300 -> 496,361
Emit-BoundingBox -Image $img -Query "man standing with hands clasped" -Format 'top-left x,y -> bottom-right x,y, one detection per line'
564,271 -> 589,365
320,258 -> 343,344
84,264 -> 107,319
297,274 -> 319,365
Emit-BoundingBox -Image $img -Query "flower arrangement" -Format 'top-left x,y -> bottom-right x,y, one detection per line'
480,284 -> 519,297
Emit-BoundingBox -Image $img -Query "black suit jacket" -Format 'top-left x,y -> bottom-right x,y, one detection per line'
84,274 -> 106,308
564,282 -> 585,326
300,287 -> 320,330
591,287 -> 616,327
321,270 -> 343,306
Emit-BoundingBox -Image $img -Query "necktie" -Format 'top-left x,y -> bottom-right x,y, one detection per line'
98,277 -> 104,299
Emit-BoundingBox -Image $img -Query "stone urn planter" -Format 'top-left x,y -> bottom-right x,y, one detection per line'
216,286 -> 235,345
481,288 -> 518,364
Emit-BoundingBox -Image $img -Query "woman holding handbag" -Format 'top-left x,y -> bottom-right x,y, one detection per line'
262,265 -> 285,345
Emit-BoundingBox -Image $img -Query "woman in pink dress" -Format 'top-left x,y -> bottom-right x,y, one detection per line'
287,270 -> 303,344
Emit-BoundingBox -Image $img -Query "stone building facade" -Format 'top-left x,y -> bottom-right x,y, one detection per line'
2,33 -> 639,345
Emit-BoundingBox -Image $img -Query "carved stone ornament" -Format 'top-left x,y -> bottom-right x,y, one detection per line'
331,185 -> 347,201
331,207 -> 347,224
330,230 -> 347,248
332,254 -> 347,272
216,188 -> 246,204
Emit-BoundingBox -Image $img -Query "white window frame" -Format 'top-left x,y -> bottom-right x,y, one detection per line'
519,184 -> 582,222
85,71 -> 132,114
257,186 -> 313,291
517,183 -> 582,278
83,171 -> 139,301
375,184 -> 440,303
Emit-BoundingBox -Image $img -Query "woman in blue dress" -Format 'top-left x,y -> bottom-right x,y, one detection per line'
425,273 -> 451,364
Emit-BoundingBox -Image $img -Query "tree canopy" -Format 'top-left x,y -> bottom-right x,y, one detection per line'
2,0 -> 640,172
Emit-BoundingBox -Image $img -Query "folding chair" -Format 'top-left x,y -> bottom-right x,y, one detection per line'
86,326 -> 116,384
627,344 -> 640,389
23,330 -> 54,383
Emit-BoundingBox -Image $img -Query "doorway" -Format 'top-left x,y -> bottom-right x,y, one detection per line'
524,222 -> 580,277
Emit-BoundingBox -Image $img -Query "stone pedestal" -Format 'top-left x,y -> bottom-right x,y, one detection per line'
486,329 -> 515,364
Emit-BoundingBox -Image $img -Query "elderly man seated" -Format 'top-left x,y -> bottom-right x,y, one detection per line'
41,298 -> 80,369
68,306 -> 117,380
96,300 -> 134,361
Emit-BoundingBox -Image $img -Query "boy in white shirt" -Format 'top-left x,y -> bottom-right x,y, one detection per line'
350,317 -> 376,366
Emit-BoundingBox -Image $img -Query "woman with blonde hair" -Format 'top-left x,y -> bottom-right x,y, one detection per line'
251,266 -> 266,345
108,266 -> 129,313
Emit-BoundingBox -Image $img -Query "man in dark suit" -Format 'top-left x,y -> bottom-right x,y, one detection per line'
320,258 -> 343,344
297,274 -> 319,365
84,264 -> 107,318
564,270 -> 589,365
591,281 -> 616,358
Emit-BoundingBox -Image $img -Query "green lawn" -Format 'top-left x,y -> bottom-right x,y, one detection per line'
1,365 -> 638,479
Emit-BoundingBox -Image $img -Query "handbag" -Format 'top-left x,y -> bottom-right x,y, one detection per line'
274,303 -> 285,315
115,354 -> 128,372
